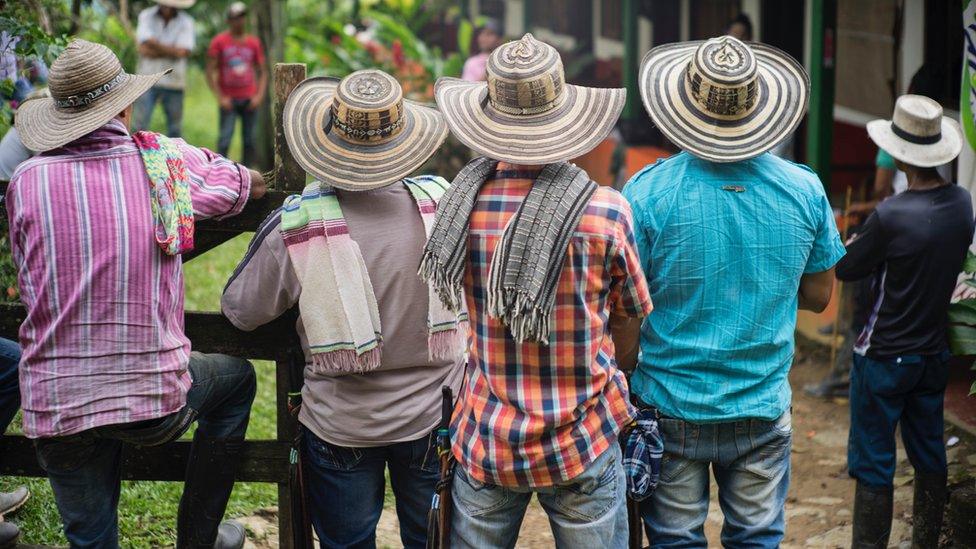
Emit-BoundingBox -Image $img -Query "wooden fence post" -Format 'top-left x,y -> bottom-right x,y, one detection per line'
272,61 -> 307,549
274,63 -> 308,193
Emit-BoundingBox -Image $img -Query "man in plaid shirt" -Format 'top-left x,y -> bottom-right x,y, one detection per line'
427,34 -> 652,548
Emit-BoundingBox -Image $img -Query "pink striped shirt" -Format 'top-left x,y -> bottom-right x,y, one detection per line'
6,119 -> 251,438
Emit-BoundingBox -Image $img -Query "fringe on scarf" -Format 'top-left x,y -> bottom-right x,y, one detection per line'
310,343 -> 383,374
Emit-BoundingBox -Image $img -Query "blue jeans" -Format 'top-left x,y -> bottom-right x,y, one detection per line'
34,353 -> 256,548
848,352 -> 950,488
135,86 -> 185,137
218,99 -> 257,166
450,443 -> 628,549
301,428 -> 440,549
0,337 -> 20,433
641,411 -> 792,549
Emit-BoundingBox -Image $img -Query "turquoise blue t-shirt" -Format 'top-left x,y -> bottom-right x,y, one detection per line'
622,152 -> 846,422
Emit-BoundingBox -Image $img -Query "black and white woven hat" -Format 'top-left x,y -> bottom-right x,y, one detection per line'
436,33 -> 626,165
283,69 -> 448,191
639,36 -> 809,162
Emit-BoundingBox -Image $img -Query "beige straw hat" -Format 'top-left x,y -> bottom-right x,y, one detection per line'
15,40 -> 168,153
435,33 -> 625,165
639,36 -> 809,162
867,94 -> 962,168
283,69 -> 449,191
154,0 -> 196,9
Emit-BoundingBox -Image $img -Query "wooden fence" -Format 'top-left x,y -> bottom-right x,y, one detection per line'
0,62 -> 310,548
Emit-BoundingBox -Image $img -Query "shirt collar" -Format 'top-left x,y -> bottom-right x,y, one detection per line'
45,118 -> 132,156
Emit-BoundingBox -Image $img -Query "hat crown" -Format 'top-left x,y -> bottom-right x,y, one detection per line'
892,94 -> 942,138
331,70 -> 405,144
48,40 -> 125,110
486,34 -> 566,115
686,36 -> 759,118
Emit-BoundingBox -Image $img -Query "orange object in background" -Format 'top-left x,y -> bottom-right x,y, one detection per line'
572,136 -> 673,188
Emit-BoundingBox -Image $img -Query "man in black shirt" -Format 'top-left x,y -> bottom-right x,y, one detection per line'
837,95 -> 973,548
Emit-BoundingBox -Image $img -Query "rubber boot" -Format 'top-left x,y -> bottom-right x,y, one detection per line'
852,482 -> 893,548
176,435 -> 246,549
0,519 -> 19,549
911,472 -> 947,549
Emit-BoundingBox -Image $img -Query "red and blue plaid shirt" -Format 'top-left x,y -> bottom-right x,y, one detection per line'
451,163 -> 653,488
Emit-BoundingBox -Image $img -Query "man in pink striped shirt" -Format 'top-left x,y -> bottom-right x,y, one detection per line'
6,40 -> 266,548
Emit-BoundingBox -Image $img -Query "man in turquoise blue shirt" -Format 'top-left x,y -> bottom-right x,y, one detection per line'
624,37 -> 846,548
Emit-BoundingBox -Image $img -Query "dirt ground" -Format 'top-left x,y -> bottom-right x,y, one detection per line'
240,336 -> 976,548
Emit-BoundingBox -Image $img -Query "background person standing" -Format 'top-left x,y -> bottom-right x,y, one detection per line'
206,1 -> 266,166
134,0 -> 195,137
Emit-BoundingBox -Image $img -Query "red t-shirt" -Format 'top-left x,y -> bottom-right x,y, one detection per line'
207,32 -> 265,99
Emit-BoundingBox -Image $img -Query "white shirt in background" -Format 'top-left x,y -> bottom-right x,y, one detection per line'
135,6 -> 196,90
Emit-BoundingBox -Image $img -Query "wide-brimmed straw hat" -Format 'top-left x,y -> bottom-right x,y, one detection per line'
867,94 -> 962,168
283,69 -> 449,191
435,33 -> 625,165
15,40 -> 168,153
154,0 -> 195,9
639,36 -> 809,162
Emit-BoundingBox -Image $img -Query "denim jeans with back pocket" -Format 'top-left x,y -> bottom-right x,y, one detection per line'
301,427 -> 441,549
640,411 -> 793,549
450,443 -> 628,549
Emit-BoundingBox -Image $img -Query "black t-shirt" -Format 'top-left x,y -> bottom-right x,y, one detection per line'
836,184 -> 975,358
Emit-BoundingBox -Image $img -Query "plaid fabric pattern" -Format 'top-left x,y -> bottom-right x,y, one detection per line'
622,408 -> 664,501
451,163 -> 653,488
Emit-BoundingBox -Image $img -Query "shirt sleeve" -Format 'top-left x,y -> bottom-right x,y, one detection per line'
176,15 -> 196,51
252,37 -> 266,66
609,202 -> 654,318
177,140 -> 251,220
875,149 -> 896,170
836,212 -> 887,281
804,190 -> 847,273
135,10 -> 152,43
207,35 -> 222,59
222,211 -> 301,331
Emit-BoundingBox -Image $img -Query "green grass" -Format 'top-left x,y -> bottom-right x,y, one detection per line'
0,68 -> 275,547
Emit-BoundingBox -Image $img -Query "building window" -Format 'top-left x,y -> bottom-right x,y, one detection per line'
477,0 -> 505,22
601,0 -> 623,40
689,0 -> 741,40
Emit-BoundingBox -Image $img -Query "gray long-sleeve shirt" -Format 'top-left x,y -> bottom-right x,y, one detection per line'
222,183 -> 465,447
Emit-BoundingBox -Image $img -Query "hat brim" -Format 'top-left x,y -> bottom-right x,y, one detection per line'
15,71 -> 167,153
155,0 -> 195,8
866,118 -> 963,168
639,41 -> 809,163
283,77 -> 449,191
435,77 -> 626,165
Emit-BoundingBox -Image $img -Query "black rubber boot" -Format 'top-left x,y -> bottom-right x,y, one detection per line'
852,482 -> 893,548
0,520 -> 19,549
176,436 -> 246,549
911,472 -> 947,549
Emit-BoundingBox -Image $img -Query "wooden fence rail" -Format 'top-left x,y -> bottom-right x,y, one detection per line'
0,62 -> 309,548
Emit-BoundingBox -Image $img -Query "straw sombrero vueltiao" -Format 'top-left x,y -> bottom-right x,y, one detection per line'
639,36 -> 809,162
436,33 -> 625,165
867,94 -> 962,168
283,69 -> 449,191
154,0 -> 196,9
16,39 -> 169,153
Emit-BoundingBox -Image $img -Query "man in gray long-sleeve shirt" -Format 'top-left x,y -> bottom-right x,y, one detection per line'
222,69 -> 465,549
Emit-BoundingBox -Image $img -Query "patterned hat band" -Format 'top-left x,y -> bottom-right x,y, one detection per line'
327,100 -> 405,144
686,61 -> 758,118
54,72 -> 126,110
487,70 -> 565,116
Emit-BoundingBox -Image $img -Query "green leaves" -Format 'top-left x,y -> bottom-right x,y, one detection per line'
947,294 -> 976,396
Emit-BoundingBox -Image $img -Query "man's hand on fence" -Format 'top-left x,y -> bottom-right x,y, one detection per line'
248,169 -> 268,200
